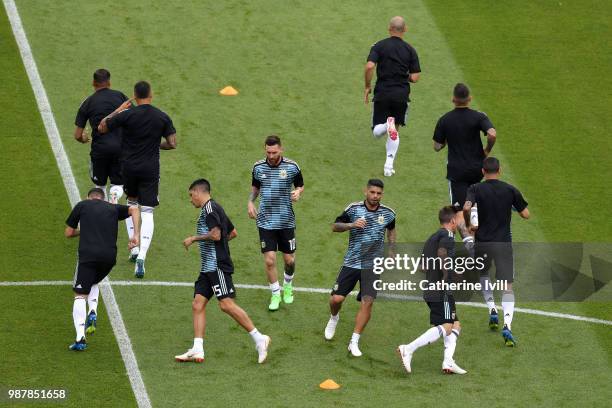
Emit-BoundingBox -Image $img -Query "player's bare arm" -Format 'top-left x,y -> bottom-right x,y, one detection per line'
228,228 -> 238,241
97,99 -> 132,134
291,186 -> 304,202
64,226 -> 79,238
463,200 -> 474,230
433,141 -> 446,151
332,218 -> 366,232
247,187 -> 259,219
484,128 -> 497,156
519,207 -> 530,219
364,61 -> 375,104
409,72 -> 420,83
183,227 -> 222,250
74,126 -> 89,143
128,206 -> 141,249
160,134 -> 177,150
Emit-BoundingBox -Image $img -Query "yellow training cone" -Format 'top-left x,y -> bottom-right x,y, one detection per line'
219,86 -> 239,96
319,379 -> 341,390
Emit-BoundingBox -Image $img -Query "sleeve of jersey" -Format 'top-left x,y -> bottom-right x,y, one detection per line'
293,169 -> 304,188
335,210 -> 351,224
386,216 -> 396,230
65,202 -> 82,228
162,114 -> 176,138
432,118 -> 446,143
205,210 -> 222,230
409,49 -> 422,73
116,204 -> 131,221
226,216 -> 235,233
367,43 -> 379,62
251,167 -> 261,189
480,113 -> 494,133
74,100 -> 88,128
465,185 -> 477,205
512,188 -> 528,212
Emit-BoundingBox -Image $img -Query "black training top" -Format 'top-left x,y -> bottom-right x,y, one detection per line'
422,228 -> 456,301
66,199 -> 130,264
367,36 -> 421,102
466,180 -> 528,242
106,104 -> 175,172
75,88 -> 128,158
433,108 -> 494,182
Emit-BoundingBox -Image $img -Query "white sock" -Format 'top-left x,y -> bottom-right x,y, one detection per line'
270,281 -> 281,295
192,337 -> 204,352
138,207 -> 154,260
109,185 -> 124,204
87,284 -> 99,314
73,297 -> 87,341
126,199 -> 138,241
443,329 -> 460,364
249,328 -> 265,344
384,134 -> 399,168
480,276 -> 497,312
351,332 -> 360,343
502,291 -> 515,330
95,185 -> 108,201
407,326 -> 445,352
283,273 -> 293,284
372,123 -> 387,138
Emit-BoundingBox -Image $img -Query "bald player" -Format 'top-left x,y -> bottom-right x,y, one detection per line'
365,16 -> 421,177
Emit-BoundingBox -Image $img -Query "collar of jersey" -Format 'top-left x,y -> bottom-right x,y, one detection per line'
266,157 -> 283,167
363,200 -> 380,212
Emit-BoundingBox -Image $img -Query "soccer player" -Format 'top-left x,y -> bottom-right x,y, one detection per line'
74,69 -> 129,203
396,206 -> 467,375
98,81 -> 177,278
463,157 -> 529,346
365,16 -> 421,177
65,188 -> 140,351
324,179 -> 396,357
433,83 -> 496,252
175,179 -> 270,364
248,136 -> 304,311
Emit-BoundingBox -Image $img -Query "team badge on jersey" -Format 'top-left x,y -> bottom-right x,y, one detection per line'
378,215 -> 385,225
280,169 -> 288,179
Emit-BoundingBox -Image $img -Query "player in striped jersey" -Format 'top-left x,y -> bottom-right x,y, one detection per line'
176,179 -> 270,364
324,179 -> 396,357
248,135 -> 304,311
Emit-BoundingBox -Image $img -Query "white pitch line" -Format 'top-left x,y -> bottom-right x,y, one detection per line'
2,2 -> 152,407
2,280 -> 611,326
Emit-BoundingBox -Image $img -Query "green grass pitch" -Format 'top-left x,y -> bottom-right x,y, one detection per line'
1,0 -> 610,407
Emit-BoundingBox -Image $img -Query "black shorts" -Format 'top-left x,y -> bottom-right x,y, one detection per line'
372,99 -> 409,128
194,269 -> 236,300
90,155 -> 122,186
258,228 -> 296,254
331,266 -> 377,301
123,168 -> 160,207
73,261 -> 114,294
476,242 -> 514,283
427,294 -> 458,325
448,179 -> 481,209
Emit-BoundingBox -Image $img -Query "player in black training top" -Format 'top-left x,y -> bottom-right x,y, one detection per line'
98,81 -> 177,279
74,69 -> 128,203
397,206 -> 467,375
365,16 -> 421,177
463,157 -> 529,347
65,188 -> 140,351
433,83 -> 497,254
175,179 -> 270,365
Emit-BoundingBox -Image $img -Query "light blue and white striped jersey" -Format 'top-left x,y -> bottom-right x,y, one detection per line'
252,157 -> 304,230
336,201 -> 396,269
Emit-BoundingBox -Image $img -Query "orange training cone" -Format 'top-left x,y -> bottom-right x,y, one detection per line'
319,379 -> 341,390
219,86 -> 239,96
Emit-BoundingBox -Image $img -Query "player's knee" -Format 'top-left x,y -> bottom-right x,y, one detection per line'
192,298 -> 205,313
360,297 -> 374,307
442,324 -> 453,336
330,295 -> 345,305
218,299 -> 234,313
263,255 -> 276,268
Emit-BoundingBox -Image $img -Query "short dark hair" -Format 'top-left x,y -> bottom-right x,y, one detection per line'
189,178 -> 211,193
438,206 -> 457,224
87,187 -> 105,199
453,83 -> 470,102
483,157 -> 500,174
134,81 -> 151,99
265,135 -> 281,146
367,179 -> 384,189
93,69 -> 110,84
